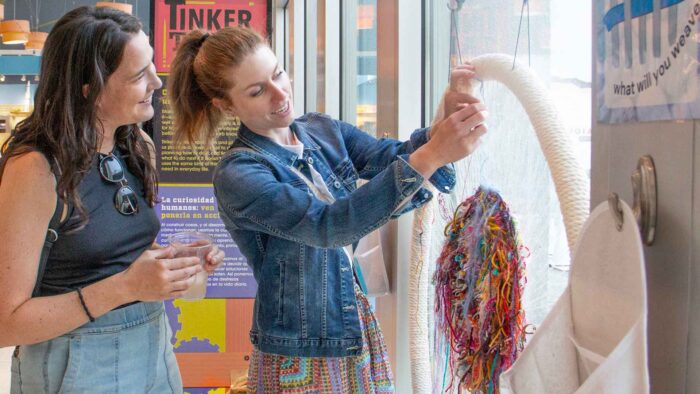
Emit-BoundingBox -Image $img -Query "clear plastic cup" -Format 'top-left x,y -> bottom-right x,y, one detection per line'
167,231 -> 213,301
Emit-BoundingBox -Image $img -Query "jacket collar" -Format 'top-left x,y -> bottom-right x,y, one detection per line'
236,119 -> 321,166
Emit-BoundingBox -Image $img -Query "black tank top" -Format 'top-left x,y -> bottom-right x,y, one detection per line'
38,147 -> 160,296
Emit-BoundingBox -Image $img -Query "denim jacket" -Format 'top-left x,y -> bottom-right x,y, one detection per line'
213,112 -> 455,357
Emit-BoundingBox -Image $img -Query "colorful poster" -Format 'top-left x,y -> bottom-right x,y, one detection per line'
184,389 -> 229,394
153,0 -> 269,73
595,0 -> 700,123
156,185 -> 257,298
166,298 -> 228,353
184,389 -> 230,394
166,297 -> 254,387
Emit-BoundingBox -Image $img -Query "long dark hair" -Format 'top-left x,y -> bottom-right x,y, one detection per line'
0,6 -> 158,230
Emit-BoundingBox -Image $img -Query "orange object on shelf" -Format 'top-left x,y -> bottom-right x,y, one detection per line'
0,20 -> 31,45
95,2 -> 133,14
25,31 -> 48,50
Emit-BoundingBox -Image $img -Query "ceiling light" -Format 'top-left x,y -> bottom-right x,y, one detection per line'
0,20 -> 31,45
25,31 -> 48,50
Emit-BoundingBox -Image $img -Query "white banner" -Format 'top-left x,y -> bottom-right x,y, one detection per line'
596,0 -> 700,123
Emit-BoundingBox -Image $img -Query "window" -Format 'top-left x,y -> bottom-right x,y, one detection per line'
282,0 -> 305,116
342,0 -> 378,136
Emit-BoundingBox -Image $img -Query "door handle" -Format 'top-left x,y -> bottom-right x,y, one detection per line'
607,155 -> 657,245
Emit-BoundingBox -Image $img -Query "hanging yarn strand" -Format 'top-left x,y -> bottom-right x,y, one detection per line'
434,187 -> 527,394
513,0 -> 532,69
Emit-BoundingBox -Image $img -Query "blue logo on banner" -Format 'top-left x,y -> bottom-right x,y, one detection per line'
603,0 -> 685,31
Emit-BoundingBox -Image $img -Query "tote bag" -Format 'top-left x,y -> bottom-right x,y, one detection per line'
500,199 -> 649,393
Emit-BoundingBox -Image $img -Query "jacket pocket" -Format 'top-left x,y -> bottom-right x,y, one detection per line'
254,232 -> 267,255
276,257 -> 286,325
333,159 -> 359,191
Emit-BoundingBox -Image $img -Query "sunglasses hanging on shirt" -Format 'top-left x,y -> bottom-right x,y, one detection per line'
98,153 -> 139,215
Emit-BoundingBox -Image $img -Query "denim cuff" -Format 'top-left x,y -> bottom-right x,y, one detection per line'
391,187 -> 434,217
409,127 -> 430,149
408,128 -> 456,194
430,163 -> 456,193
392,155 -> 438,217
395,155 -> 425,199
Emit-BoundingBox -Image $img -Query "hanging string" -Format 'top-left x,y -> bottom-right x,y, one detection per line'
22,0 -> 40,31
513,0 -> 531,69
22,0 -> 33,29
448,0 -> 465,83
450,7 -> 464,66
448,0 -> 485,101
527,0 -> 531,65
478,77 -> 486,104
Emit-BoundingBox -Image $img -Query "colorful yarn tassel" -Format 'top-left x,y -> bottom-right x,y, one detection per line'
434,187 -> 527,393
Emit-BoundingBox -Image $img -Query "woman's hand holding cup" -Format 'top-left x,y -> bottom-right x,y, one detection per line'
120,246 -> 202,302
203,244 -> 225,273
167,231 -> 224,300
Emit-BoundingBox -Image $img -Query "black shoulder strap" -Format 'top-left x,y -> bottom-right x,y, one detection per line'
32,192 -> 63,297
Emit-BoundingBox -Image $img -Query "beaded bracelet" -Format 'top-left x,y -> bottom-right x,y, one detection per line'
76,287 -> 96,322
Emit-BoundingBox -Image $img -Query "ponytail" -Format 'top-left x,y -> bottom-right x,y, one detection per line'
169,30 -> 223,151
169,27 -> 265,151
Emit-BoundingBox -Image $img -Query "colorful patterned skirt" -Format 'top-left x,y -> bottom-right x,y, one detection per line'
247,287 -> 395,393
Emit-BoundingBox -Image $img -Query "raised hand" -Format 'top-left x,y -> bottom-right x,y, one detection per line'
443,62 -> 481,118
411,102 -> 488,178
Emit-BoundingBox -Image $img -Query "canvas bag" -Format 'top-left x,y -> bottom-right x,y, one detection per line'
353,226 -> 390,297
500,199 -> 649,393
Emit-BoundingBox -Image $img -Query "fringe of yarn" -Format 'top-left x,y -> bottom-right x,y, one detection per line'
434,187 -> 527,394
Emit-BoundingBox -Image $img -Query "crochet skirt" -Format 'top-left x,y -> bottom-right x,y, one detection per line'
247,287 -> 394,393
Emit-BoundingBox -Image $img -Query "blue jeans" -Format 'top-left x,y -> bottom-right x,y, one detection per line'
10,302 -> 182,393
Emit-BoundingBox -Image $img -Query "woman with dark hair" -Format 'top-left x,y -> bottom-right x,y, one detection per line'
168,26 -> 486,392
0,6 -> 223,392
